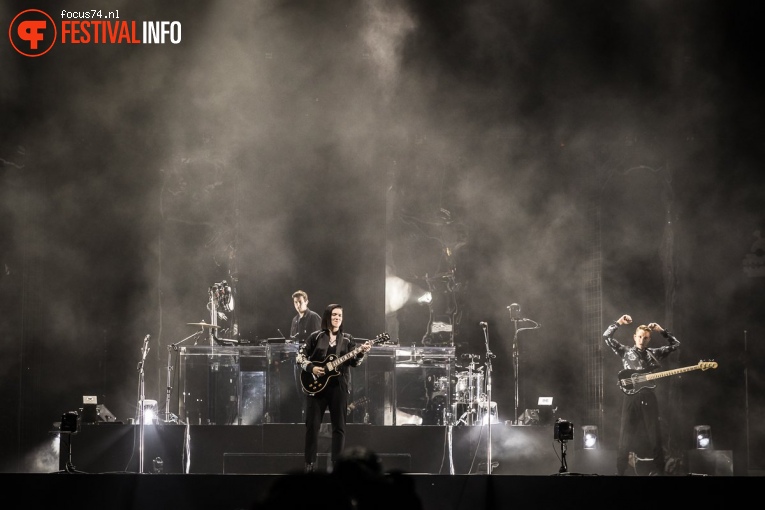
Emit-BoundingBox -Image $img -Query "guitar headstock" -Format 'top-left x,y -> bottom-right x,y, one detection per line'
372,332 -> 390,344
347,396 -> 370,414
698,360 -> 718,371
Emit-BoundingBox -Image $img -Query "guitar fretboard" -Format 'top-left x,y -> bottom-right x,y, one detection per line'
644,365 -> 700,381
327,345 -> 367,371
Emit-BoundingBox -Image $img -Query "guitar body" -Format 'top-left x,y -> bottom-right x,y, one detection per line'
617,361 -> 718,395
617,368 -> 656,395
301,354 -> 342,395
300,333 -> 389,395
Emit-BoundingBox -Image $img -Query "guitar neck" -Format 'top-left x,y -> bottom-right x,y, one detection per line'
324,334 -> 387,372
644,365 -> 701,382
326,343 -> 367,371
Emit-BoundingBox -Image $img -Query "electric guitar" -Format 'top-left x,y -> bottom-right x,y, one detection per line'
347,396 -> 370,415
301,333 -> 390,395
618,360 -> 718,395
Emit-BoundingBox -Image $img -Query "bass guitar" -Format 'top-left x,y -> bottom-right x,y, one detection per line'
347,396 -> 370,416
301,333 -> 390,395
618,360 -> 718,395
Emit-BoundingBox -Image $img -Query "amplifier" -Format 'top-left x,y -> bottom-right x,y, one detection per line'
81,403 -> 118,423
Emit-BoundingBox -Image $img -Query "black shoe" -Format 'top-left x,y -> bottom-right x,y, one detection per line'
305,463 -> 314,473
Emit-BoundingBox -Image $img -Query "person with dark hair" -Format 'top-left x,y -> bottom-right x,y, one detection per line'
296,304 -> 371,473
290,290 -> 322,343
332,446 -> 423,510
603,313 -> 680,476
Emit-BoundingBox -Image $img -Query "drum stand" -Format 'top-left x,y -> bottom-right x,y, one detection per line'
164,330 -> 204,424
455,355 -> 481,426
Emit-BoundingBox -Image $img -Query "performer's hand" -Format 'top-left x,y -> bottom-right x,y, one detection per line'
647,323 -> 664,333
617,314 -> 632,326
361,342 -> 372,353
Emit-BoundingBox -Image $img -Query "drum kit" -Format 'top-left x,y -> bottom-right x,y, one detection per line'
409,352 -> 496,427
422,353 -> 495,426
451,353 -> 494,426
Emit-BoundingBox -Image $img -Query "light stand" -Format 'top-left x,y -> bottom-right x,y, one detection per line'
558,439 -> 568,474
554,419 -> 574,474
136,334 -> 150,474
208,279 -> 237,345
480,321 -> 496,474
164,330 -> 203,424
507,304 -> 541,425
57,411 -> 82,473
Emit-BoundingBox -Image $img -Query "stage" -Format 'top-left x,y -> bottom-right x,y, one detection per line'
61,422 -> 597,475
60,422 -> 735,476
0,422 -> 728,509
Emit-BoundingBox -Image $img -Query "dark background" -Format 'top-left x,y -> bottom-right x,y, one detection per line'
1,0 -> 763,473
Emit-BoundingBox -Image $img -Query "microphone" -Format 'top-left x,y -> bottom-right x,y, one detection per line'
479,321 -> 488,328
507,303 -> 522,320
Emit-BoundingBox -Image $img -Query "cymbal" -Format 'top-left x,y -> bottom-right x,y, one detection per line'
187,322 -> 221,329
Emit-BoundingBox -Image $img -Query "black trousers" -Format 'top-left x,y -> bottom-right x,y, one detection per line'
616,390 -> 665,475
304,380 -> 348,465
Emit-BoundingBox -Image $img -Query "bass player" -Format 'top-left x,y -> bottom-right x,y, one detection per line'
603,314 -> 680,476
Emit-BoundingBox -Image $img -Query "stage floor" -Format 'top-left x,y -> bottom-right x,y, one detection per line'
61,423 -> 734,477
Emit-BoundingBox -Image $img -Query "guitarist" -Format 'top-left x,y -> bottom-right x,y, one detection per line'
603,314 -> 680,476
296,303 -> 371,473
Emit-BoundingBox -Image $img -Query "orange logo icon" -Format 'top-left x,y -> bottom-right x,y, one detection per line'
9,9 -> 57,57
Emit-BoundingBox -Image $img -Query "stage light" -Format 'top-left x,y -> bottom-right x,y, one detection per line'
554,418 -> 574,441
417,292 -> 432,304
478,401 -> 498,425
138,399 -> 159,425
582,425 -> 598,449
694,425 -> 712,449
59,411 -> 80,434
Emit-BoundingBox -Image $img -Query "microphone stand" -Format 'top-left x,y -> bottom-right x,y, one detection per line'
164,330 -> 203,424
481,323 -> 496,474
137,334 -> 150,474
208,288 -> 218,346
508,307 -> 541,425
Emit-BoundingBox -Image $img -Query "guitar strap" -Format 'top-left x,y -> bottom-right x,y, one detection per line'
646,348 -> 661,368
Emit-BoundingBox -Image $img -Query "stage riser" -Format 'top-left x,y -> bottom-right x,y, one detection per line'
64,424 -> 731,476
67,424 -> 570,474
